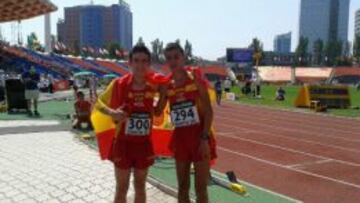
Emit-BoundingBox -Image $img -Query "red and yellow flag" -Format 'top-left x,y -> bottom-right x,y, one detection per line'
91,69 -> 217,161
91,73 -> 173,160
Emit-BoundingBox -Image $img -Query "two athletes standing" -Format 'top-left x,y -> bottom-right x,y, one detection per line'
96,43 -> 216,203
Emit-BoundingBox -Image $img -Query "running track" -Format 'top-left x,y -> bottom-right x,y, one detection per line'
213,102 -> 360,203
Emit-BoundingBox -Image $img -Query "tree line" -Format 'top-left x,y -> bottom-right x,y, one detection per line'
21,32 -> 360,67
247,36 -> 360,67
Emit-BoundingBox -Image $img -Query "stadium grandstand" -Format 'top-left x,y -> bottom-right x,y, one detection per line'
257,66 -> 360,85
1,0 -> 359,90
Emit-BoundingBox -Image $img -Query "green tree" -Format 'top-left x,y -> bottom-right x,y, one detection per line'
136,37 -> 145,46
0,27 -> 5,42
295,37 -> 309,66
343,41 -> 351,57
27,32 -> 41,51
249,38 -> 263,65
107,42 -> 123,59
325,40 -> 342,66
312,39 -> 324,66
249,38 -> 263,53
151,38 -> 163,63
353,35 -> 360,63
184,40 -> 193,64
73,40 -> 80,56
175,39 -> 181,46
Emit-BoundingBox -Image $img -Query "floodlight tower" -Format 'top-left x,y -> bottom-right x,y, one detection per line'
17,20 -> 23,46
45,14 -> 52,52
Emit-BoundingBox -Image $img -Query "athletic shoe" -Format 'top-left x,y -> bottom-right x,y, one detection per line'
34,111 -> 40,116
27,110 -> 33,116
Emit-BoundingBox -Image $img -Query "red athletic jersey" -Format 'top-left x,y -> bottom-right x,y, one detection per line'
75,100 -> 91,114
167,67 -> 217,162
110,74 -> 157,143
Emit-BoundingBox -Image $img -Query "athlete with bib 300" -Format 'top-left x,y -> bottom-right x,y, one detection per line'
97,45 -> 166,203
164,43 -> 217,203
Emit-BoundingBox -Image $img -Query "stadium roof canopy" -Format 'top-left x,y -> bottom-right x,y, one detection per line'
0,0 -> 57,23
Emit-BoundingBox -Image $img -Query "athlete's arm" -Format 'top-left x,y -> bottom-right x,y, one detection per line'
194,76 -> 213,136
155,85 -> 168,116
194,75 -> 212,159
95,80 -> 127,122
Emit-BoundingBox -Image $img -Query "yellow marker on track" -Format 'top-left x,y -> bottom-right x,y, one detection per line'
230,183 -> 248,196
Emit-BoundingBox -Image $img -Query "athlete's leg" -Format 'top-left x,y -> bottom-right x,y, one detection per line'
176,161 -> 191,203
114,167 -> 131,203
27,99 -> 32,113
194,160 -> 210,203
133,168 -> 148,203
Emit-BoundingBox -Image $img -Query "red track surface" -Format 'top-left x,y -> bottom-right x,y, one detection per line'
213,102 -> 360,203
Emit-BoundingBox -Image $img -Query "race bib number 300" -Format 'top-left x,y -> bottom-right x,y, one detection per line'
170,101 -> 200,127
125,113 -> 151,136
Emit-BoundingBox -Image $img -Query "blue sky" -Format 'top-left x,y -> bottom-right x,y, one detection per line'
1,0 -> 360,60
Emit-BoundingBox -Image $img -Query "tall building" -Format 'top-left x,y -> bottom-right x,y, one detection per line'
356,9 -> 360,37
57,0 -> 133,51
274,32 -> 292,53
299,0 -> 350,53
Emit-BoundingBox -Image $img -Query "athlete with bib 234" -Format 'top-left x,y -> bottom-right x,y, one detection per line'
164,43 -> 217,203
96,45 -> 167,203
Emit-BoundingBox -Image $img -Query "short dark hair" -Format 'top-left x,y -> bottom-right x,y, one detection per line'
129,44 -> 151,61
164,42 -> 184,55
77,91 -> 85,98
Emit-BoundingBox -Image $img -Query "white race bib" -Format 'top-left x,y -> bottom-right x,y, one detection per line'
170,101 -> 200,127
125,113 -> 151,136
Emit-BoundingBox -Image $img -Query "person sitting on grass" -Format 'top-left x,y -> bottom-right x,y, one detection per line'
242,80 -> 252,96
275,87 -> 286,101
73,91 -> 92,130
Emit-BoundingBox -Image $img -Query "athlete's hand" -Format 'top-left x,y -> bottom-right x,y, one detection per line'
198,140 -> 210,160
109,109 -> 127,123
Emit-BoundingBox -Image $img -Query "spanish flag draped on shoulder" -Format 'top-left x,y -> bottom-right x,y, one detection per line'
91,72 -> 172,160
91,67 -> 217,162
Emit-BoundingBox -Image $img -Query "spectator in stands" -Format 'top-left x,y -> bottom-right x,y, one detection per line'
39,74 -> 49,93
223,77 -> 232,93
214,79 -> 223,105
73,85 -> 79,100
73,91 -> 92,130
251,70 -> 262,98
275,87 -> 286,101
69,73 -> 74,88
22,66 -> 40,116
89,75 -> 98,101
47,74 -> 54,94
0,69 -> 5,103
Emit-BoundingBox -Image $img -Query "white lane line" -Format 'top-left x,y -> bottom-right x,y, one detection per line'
287,159 -> 334,169
217,133 -> 360,167
216,120 -> 360,153
211,170 -> 304,203
217,104 -> 360,127
215,111 -> 360,143
219,101 -> 360,126
218,147 -> 360,189
217,109 -> 360,138
0,120 -> 60,128
216,104 -> 360,134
